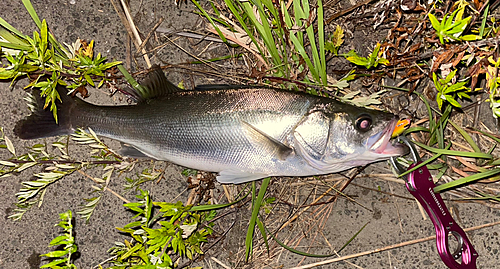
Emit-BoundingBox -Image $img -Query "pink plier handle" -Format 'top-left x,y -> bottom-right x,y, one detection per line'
390,137 -> 478,269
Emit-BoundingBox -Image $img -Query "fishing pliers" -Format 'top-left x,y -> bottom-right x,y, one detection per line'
390,136 -> 478,269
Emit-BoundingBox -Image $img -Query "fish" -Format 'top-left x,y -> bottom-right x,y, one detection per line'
15,65 -> 408,184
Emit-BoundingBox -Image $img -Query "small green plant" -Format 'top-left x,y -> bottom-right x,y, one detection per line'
124,167 -> 164,192
40,210 -> 78,269
324,25 -> 344,56
432,69 -> 470,110
6,127 -> 125,221
107,189 -> 215,268
341,43 -> 389,69
0,0 -> 122,123
428,7 -> 479,44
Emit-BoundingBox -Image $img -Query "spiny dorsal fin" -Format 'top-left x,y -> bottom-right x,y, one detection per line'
194,84 -> 258,91
133,64 -> 181,102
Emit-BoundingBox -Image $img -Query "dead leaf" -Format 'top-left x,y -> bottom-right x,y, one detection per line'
451,165 -> 470,177
431,49 -> 454,74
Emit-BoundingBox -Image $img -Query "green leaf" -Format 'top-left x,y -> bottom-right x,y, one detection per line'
461,34 -> 481,41
480,4 -> 489,37
120,243 -> 143,260
40,19 -> 48,53
444,95 -> 461,107
345,52 -> 369,66
0,68 -> 16,79
49,235 -> 69,246
41,250 -> 68,258
39,258 -> 67,268
84,74 -> 95,87
428,13 -> 441,32
444,69 -> 456,84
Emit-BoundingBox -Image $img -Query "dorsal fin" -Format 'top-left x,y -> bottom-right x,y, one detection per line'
194,84 -> 258,91
129,64 -> 181,102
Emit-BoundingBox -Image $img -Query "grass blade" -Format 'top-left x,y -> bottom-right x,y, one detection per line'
245,177 -> 270,261
317,0 -> 326,86
0,26 -> 28,46
117,64 -> 148,96
22,0 -> 42,28
0,17 -> 27,38
413,141 -> 492,159
256,217 -> 269,254
337,221 -> 369,254
467,127 -> 500,144
480,4 -> 489,38
191,0 -> 227,43
448,120 -> 481,153
0,41 -> 32,51
267,220 -> 369,257
223,0 -> 264,56
434,168 -> 500,193
397,142 -> 451,178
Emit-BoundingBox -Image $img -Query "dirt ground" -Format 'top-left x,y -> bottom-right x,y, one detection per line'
1,0 -> 500,268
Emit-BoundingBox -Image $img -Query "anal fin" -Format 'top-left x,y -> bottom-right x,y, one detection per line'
217,169 -> 269,184
119,143 -> 156,159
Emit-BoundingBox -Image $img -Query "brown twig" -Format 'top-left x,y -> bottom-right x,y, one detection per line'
110,0 -> 151,67
77,169 -> 130,203
135,17 -> 165,56
325,0 -> 377,25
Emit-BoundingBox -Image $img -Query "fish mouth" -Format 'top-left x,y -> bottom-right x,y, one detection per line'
368,118 -> 409,156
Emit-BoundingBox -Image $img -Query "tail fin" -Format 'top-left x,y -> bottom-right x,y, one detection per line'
14,86 -> 75,139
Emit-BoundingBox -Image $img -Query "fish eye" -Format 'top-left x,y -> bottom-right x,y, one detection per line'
355,115 -> 372,132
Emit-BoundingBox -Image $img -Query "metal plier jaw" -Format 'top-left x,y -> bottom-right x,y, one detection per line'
390,136 -> 478,269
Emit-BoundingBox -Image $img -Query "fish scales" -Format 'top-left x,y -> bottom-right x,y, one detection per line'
74,88 -> 317,176
15,66 -> 408,183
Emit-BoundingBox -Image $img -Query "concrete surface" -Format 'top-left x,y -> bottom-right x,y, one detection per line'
1,1 -> 499,268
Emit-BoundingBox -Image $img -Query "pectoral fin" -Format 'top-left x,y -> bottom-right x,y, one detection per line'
241,121 -> 292,160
